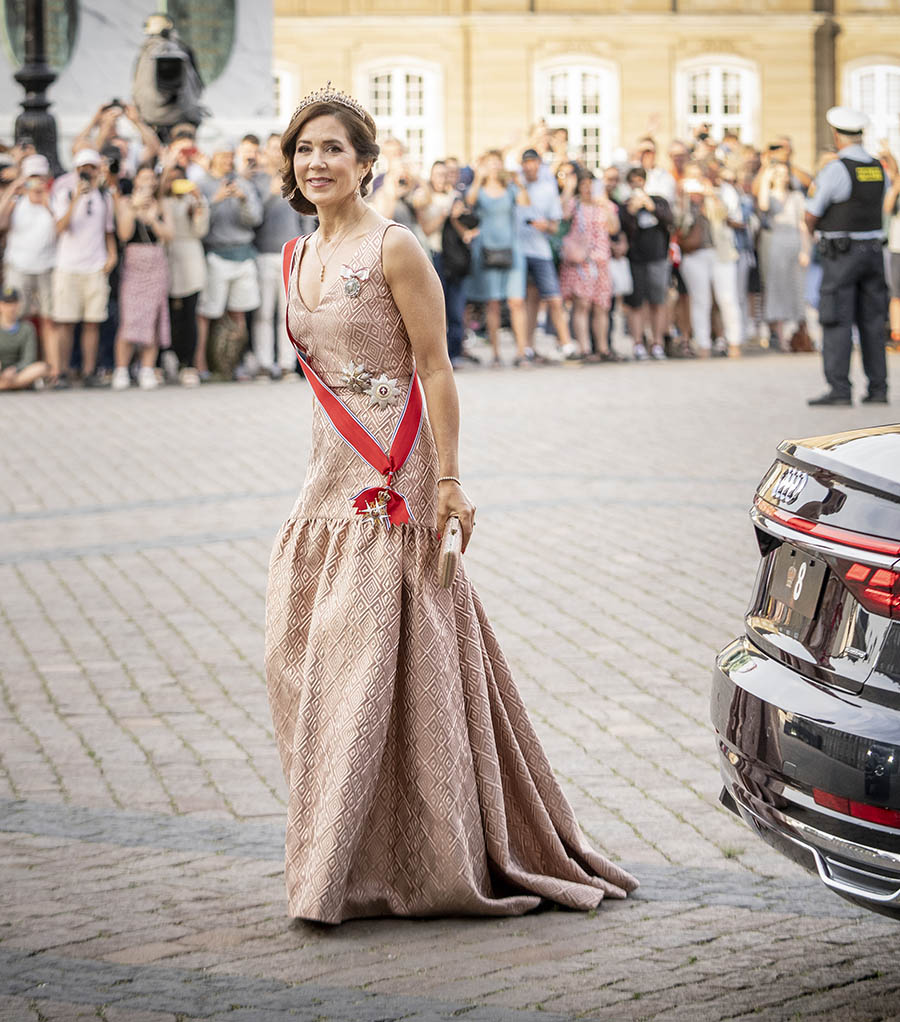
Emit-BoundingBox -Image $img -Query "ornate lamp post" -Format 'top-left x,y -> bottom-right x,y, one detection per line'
13,0 -> 62,175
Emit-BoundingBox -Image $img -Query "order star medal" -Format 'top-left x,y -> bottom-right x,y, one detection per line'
339,360 -> 371,393
367,373 -> 402,409
341,265 -> 370,298
361,489 -> 393,532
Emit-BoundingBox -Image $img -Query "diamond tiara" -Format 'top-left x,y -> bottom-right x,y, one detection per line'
291,82 -> 369,122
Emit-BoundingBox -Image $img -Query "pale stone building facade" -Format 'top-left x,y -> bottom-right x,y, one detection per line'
273,0 -> 900,173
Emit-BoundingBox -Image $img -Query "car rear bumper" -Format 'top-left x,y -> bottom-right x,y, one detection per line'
712,636 -> 900,914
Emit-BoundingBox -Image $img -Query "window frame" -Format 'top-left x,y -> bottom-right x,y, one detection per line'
674,55 -> 759,146
533,55 -> 621,172
354,58 -> 444,174
844,59 -> 900,158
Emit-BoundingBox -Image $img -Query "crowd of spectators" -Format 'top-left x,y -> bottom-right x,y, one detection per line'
1,101 -> 898,391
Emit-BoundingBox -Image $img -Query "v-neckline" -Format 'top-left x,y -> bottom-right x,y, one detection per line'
294,226 -> 375,314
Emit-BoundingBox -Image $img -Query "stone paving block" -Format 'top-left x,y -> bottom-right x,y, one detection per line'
3,355 -> 900,1020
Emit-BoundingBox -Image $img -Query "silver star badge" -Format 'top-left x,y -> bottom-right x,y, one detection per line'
339,360 -> 372,393
366,373 -> 402,409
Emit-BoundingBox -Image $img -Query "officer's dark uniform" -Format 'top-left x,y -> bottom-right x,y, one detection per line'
807,137 -> 888,403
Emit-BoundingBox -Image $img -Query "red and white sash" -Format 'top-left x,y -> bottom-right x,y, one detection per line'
281,236 -> 424,528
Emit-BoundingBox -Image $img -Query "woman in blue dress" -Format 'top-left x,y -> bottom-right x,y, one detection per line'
465,151 -> 530,366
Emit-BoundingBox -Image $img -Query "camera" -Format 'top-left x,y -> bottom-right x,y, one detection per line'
79,169 -> 93,183
101,145 -> 121,177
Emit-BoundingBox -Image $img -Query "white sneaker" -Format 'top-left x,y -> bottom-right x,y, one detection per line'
137,367 -> 159,390
633,343 -> 649,361
111,367 -> 130,391
650,344 -> 667,360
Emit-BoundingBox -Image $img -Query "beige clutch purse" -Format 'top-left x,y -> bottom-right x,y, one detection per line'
438,516 -> 463,588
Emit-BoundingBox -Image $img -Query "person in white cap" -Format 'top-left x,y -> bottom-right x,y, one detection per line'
0,153 -> 58,379
49,149 -> 118,387
804,106 -> 889,405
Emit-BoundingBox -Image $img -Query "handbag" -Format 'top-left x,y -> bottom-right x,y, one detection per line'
437,516 -> 463,588
482,247 -> 513,269
789,321 -> 815,352
441,219 -> 472,281
678,217 -> 705,256
609,256 -> 633,296
561,230 -> 588,264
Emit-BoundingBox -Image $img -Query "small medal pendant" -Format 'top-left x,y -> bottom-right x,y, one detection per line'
340,264 -> 370,299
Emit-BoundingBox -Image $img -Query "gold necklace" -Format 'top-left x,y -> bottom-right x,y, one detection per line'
314,206 -> 367,283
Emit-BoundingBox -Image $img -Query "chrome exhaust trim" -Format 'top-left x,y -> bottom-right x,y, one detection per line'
730,785 -> 900,906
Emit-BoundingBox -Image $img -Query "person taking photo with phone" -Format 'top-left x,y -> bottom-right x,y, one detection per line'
50,149 -> 117,387
0,154 -> 59,380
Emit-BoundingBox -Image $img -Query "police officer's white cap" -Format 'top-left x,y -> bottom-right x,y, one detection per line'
825,106 -> 868,134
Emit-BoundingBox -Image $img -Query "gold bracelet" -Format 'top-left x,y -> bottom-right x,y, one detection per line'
437,475 -> 461,486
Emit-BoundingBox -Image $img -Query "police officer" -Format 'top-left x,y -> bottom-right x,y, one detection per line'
806,107 -> 888,405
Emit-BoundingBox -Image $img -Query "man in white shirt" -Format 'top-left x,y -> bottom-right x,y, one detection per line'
0,154 -> 58,376
50,149 -> 117,386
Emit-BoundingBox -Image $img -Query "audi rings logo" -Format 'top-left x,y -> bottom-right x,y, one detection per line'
772,467 -> 808,505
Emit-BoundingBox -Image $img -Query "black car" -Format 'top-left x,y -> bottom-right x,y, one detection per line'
711,424 -> 900,919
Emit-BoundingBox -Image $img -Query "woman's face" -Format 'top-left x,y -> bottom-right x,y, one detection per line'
483,153 -> 503,178
134,168 -> 157,196
772,163 -> 790,189
556,163 -> 575,188
210,150 -> 234,177
293,114 -> 367,209
430,163 -> 448,192
577,175 -> 594,200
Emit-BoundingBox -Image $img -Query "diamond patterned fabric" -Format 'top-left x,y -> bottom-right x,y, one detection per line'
265,217 -> 638,923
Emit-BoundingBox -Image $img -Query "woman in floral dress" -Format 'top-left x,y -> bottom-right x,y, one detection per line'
559,171 -> 620,360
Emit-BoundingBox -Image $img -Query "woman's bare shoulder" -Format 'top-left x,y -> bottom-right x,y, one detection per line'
381,220 -> 430,279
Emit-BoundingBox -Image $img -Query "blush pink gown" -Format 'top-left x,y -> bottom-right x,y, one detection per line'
264,216 -> 638,923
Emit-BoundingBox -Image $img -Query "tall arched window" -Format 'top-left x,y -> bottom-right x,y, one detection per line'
675,57 -> 759,144
356,60 -> 443,174
846,62 -> 900,157
534,57 -> 619,171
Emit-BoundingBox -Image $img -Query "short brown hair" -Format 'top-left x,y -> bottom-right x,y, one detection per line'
280,100 -> 380,215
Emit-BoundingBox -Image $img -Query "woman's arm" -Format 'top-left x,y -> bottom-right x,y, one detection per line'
884,176 -> 900,217
382,224 -> 476,550
0,179 -> 23,231
153,200 -> 175,243
115,195 -> 136,244
757,170 -> 772,213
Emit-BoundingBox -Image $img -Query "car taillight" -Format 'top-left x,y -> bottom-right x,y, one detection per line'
837,562 -> 900,619
755,497 -> 900,557
755,497 -> 900,619
814,788 -> 900,829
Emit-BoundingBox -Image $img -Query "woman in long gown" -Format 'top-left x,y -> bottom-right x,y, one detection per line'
264,86 -> 638,924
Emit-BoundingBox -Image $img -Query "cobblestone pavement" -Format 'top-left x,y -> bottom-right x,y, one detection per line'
1,344 -> 899,1022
